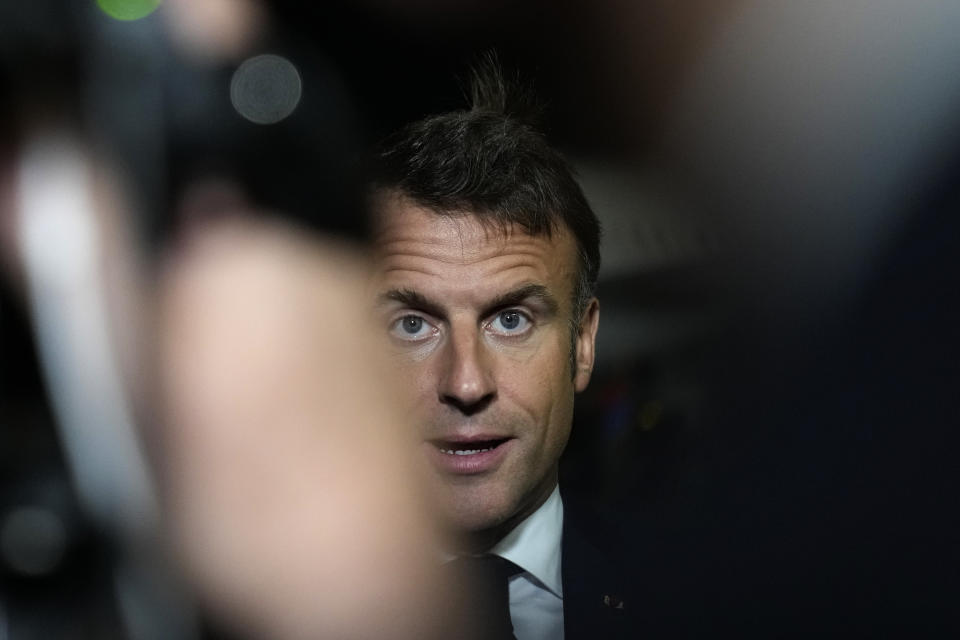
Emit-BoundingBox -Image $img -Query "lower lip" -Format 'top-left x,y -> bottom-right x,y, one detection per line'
425,440 -> 513,475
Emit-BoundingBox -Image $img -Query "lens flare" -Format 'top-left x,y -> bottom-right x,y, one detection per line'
96,0 -> 161,21
230,54 -> 303,125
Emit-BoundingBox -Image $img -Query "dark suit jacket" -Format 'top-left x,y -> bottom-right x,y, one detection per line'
561,496 -> 637,639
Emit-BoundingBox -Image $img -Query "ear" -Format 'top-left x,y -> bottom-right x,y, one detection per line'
573,298 -> 600,393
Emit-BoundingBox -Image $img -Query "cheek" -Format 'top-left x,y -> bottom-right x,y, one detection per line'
518,332 -> 574,394
499,354 -> 572,427
538,355 -> 577,447
550,391 -> 575,443
384,356 -> 430,412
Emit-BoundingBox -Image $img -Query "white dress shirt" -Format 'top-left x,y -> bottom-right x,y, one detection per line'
489,485 -> 564,640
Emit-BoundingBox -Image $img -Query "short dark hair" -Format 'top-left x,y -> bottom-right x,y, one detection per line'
368,56 -> 601,332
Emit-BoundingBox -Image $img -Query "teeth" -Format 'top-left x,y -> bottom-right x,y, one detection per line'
439,448 -> 492,455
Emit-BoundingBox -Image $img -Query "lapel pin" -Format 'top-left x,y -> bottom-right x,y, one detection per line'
602,594 -> 625,609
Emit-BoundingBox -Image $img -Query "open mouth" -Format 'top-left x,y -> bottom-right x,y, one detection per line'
432,438 -> 510,456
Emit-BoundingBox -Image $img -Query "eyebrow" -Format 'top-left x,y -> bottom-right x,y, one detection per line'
378,288 -> 446,319
377,283 -> 560,319
485,283 -> 560,317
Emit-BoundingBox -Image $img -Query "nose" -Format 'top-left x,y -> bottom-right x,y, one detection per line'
437,324 -> 496,415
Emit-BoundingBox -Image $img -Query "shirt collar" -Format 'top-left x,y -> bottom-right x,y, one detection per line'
490,484 -> 564,598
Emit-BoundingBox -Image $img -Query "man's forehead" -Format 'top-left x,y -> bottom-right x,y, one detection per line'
369,197 -> 580,315
371,193 -> 569,261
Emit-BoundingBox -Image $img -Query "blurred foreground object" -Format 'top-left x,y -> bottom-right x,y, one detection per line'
662,0 -> 960,310
10,129 -> 194,640
156,217 -> 448,639
2,1 -> 439,636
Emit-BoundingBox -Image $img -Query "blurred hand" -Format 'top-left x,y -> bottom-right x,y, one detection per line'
156,217 -> 445,640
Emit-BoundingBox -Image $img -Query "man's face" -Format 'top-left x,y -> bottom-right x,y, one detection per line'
372,196 -> 599,545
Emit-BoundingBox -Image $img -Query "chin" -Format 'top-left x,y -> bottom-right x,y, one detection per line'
443,500 -> 511,533
435,489 -> 516,540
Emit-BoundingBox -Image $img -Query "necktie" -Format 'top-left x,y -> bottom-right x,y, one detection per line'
445,554 -> 520,640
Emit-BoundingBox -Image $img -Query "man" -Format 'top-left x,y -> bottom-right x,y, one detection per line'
368,60 -> 632,639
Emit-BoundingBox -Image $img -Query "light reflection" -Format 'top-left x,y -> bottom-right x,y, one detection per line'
230,54 -> 302,125
0,506 -> 67,577
96,0 -> 161,22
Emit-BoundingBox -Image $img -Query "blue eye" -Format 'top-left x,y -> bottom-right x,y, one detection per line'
500,311 -> 521,330
489,310 -> 531,335
401,316 -> 422,334
390,314 -> 435,341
